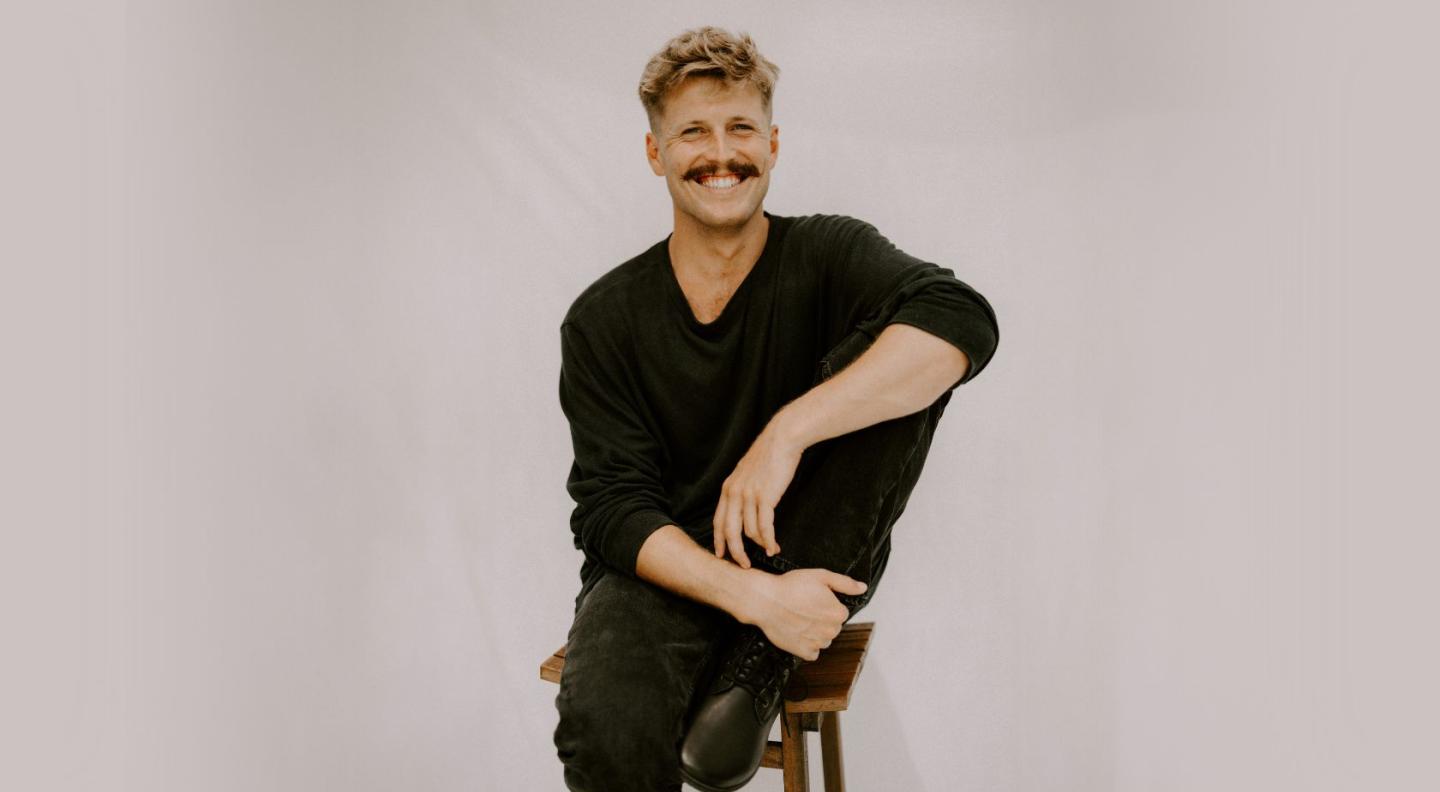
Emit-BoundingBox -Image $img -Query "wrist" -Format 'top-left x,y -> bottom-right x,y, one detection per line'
727,564 -> 777,627
767,404 -> 814,454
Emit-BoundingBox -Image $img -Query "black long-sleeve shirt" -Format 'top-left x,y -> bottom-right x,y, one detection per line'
558,212 -> 999,601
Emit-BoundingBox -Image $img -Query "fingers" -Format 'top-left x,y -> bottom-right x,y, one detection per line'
713,485 -> 749,569
712,495 -> 726,558
726,528 -> 748,569
759,502 -> 778,556
723,490 -> 748,569
824,571 -> 868,596
713,493 -> 731,560
742,497 -> 761,549
742,492 -> 780,559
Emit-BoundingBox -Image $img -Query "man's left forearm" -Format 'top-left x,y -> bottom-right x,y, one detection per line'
768,323 -> 969,451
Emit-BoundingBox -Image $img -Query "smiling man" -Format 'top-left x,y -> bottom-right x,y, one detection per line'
552,26 -> 1000,792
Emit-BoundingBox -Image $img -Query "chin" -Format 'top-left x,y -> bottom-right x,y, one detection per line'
669,178 -> 768,231
698,210 -> 756,232
690,199 -> 762,229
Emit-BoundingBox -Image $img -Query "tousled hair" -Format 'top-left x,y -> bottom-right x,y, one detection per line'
638,26 -> 780,131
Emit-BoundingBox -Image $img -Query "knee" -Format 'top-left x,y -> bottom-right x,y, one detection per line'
554,677 -> 683,792
552,574 -> 721,791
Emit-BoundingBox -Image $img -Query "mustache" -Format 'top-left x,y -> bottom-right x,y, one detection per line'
685,161 -> 761,181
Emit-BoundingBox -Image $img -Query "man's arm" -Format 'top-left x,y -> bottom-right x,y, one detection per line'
709,322 -> 970,567
635,524 -> 868,661
711,216 -> 999,567
559,320 -> 679,577
664,321 -> 958,655
635,524 -> 766,621
771,322 -> 968,450
561,316 -> 866,660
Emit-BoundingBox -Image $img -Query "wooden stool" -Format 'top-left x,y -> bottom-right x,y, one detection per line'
541,621 -> 875,792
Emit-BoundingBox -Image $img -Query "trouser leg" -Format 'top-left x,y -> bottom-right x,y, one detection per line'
553,570 -> 741,792
742,325 -> 952,617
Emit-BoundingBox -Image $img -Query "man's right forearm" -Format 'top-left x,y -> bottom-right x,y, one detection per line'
635,524 -> 770,624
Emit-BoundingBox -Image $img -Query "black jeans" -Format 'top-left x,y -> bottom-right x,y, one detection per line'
553,327 -> 951,792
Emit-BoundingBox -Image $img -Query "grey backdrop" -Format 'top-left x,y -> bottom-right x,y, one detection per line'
5,0 -> 1437,790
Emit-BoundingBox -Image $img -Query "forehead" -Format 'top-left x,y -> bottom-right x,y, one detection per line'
660,77 -> 767,126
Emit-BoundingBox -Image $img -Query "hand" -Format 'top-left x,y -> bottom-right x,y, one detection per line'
712,424 -> 805,568
743,568 -> 867,661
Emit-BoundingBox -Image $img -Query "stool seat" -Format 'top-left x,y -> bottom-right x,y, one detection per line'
542,621 -> 875,792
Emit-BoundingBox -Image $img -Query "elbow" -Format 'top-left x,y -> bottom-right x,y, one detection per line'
949,346 -> 972,387
923,343 -> 971,401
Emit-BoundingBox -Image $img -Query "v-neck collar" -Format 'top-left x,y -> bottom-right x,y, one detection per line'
661,211 -> 783,338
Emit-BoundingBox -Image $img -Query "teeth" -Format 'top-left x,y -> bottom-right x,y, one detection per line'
698,175 -> 742,189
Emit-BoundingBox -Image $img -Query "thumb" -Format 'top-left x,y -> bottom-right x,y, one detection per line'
824,571 -> 868,595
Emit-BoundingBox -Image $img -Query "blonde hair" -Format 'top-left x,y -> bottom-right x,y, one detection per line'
638,26 -> 780,131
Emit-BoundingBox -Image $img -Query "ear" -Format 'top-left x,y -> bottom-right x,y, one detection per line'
645,130 -> 664,176
767,124 -> 780,169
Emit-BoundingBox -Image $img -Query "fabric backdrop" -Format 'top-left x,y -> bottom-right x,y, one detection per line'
4,1 -> 1436,790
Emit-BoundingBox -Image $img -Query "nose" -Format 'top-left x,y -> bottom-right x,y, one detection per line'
706,130 -> 731,165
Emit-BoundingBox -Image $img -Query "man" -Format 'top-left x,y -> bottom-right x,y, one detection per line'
553,26 -> 999,792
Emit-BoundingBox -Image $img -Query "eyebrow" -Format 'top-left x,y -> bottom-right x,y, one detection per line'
674,116 -> 762,129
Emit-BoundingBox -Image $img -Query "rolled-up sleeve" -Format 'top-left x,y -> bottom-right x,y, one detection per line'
824,216 -> 1000,389
558,320 -> 676,578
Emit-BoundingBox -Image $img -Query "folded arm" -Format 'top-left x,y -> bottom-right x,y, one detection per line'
635,524 -> 867,660
712,215 -> 999,567
710,322 -> 970,566
773,322 -> 968,450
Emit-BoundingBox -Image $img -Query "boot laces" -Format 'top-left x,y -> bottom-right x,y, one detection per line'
719,630 -> 805,721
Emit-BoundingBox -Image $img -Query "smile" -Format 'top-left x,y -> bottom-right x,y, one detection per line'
693,173 -> 749,191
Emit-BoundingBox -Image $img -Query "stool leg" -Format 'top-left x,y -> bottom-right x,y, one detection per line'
781,712 -> 810,792
820,711 -> 846,792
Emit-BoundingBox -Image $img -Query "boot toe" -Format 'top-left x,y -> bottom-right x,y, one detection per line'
679,686 -> 771,791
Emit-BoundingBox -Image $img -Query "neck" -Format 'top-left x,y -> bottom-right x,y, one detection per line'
668,208 -> 770,281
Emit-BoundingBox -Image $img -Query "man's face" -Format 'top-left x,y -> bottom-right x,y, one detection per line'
646,77 -> 779,232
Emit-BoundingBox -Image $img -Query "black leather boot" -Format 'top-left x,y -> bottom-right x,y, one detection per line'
679,626 -> 805,792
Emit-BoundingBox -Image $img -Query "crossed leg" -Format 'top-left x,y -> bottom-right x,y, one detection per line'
743,325 -> 951,618
555,326 -> 954,790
